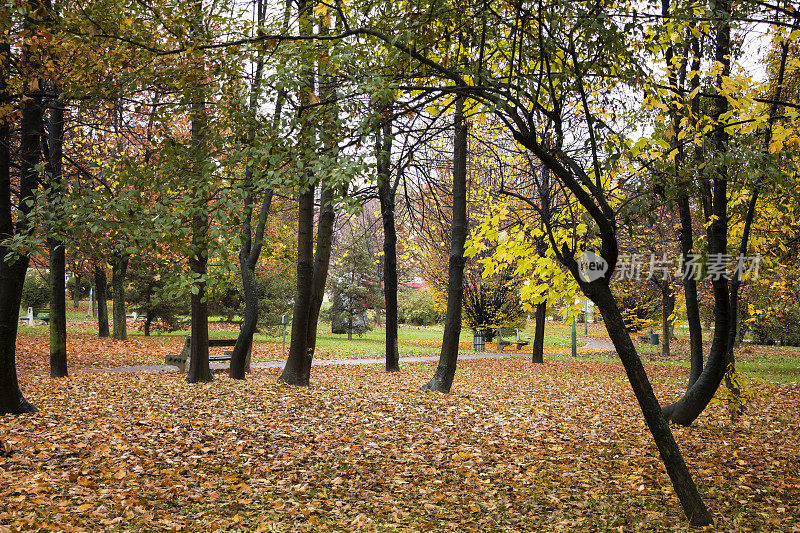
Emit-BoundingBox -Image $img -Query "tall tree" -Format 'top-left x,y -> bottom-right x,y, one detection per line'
0,1 -> 42,414
422,95 -> 467,393
376,100 -> 400,371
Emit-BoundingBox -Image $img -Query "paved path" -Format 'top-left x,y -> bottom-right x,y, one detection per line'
70,337 -> 617,375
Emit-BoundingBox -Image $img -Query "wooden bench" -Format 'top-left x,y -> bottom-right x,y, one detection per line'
33,308 -> 49,323
496,328 -> 530,352
165,336 -> 251,373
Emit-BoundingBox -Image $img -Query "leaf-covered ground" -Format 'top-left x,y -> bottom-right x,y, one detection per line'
2,358 -> 799,532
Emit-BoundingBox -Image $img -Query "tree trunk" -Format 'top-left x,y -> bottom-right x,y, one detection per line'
47,98 -> 67,378
532,301 -> 546,363
185,0 -> 211,384
422,96 -> 468,393
662,0 -> 731,426
187,212 -> 211,383
111,254 -> 128,341
661,283 -> 675,358
587,281 -> 712,525
144,315 -> 152,337
304,183 -> 335,371
48,240 -> 67,377
0,5 -> 38,414
378,102 -> 400,372
677,195 -> 703,386
94,264 -> 110,337
280,187 -> 316,385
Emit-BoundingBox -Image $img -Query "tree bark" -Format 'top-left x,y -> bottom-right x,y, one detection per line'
423,95 -> 467,393
47,98 -> 67,378
677,195 -> 703,386
230,0 -> 273,380
111,254 -> 128,341
532,301 -> 546,363
94,264 -> 110,337
187,213 -> 211,383
378,101 -> 400,372
48,239 -> 67,376
280,187 -> 316,385
304,183 -> 335,372
185,0 -> 211,383
661,0 -> 732,426
587,281 -> 712,525
0,4 -> 38,414
661,283 -> 675,358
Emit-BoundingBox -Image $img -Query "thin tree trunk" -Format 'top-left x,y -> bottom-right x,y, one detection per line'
185,0 -> 211,383
46,97 -> 67,378
304,183 -> 335,371
94,264 -> 110,337
423,95 -> 468,393
279,0 -> 319,386
280,187 -> 316,385
230,0 -> 274,380
588,282 -> 712,525
48,240 -> 67,376
187,213 -> 211,383
304,11 -> 337,372
532,301 -> 546,363
111,254 -> 128,341
378,101 -> 400,372
661,283 -> 674,358
0,3 -> 38,413
677,195 -> 703,386
662,0 -> 732,426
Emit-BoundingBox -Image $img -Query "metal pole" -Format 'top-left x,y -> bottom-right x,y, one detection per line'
282,314 -> 287,359
571,318 -> 577,357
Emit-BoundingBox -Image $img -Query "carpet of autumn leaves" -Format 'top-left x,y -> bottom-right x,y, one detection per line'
2,358 -> 799,532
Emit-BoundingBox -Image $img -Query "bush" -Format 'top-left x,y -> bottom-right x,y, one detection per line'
21,273 -> 50,310
398,290 -> 440,326
750,306 -> 800,346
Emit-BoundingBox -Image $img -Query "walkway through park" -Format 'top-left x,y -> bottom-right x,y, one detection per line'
69,337 -> 617,374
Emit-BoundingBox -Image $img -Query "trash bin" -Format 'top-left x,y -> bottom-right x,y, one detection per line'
473,329 -> 485,352
650,331 -> 659,345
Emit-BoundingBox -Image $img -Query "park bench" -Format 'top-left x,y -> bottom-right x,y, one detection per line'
496,328 -> 530,352
33,308 -> 49,323
165,336 -> 251,373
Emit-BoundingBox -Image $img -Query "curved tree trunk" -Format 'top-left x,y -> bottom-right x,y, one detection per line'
662,0 -> 731,425
677,195 -> 703,386
423,96 -> 467,393
111,254 -> 128,341
94,264 -> 110,338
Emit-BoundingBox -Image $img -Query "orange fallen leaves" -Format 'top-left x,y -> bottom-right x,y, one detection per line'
0,359 -> 798,532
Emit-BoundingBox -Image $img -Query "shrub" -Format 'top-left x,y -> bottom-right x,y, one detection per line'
21,273 -> 50,310
398,289 -> 440,326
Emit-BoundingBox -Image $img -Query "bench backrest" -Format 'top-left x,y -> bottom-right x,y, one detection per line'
497,328 -> 517,337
